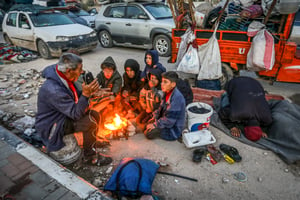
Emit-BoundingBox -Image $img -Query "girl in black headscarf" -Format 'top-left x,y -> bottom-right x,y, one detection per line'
121,59 -> 143,117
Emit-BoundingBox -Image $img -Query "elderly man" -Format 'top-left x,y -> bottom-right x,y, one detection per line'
35,53 -> 112,166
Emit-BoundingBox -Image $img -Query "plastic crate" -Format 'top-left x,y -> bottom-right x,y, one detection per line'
183,130 -> 216,148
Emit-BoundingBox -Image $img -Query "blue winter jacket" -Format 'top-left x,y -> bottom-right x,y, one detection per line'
153,88 -> 186,140
141,49 -> 166,79
35,64 -> 89,152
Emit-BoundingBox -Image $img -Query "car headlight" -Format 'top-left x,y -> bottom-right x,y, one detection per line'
56,36 -> 70,41
90,31 -> 96,37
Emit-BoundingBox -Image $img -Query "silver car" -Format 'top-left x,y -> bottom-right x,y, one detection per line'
95,1 -> 175,57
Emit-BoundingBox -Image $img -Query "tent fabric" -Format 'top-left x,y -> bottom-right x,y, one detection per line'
211,99 -> 300,164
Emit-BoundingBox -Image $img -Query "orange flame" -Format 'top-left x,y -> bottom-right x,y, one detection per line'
104,114 -> 127,131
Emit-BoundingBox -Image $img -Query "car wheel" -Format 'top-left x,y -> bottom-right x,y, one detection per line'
37,40 -> 51,59
3,34 -> 12,45
153,34 -> 171,57
98,30 -> 113,48
220,63 -> 234,89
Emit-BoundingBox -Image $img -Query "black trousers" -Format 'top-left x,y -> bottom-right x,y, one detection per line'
64,110 -> 100,155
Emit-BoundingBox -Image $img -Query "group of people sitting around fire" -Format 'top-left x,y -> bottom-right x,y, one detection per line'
35,49 -> 273,166
35,50 -> 189,166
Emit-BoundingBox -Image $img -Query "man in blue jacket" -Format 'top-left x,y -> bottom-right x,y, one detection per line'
144,71 -> 186,141
35,53 -> 112,165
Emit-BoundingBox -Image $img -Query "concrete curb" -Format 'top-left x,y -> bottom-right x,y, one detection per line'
0,126 -> 112,200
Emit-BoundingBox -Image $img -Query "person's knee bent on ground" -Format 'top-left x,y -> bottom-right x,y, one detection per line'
35,53 -> 112,165
218,76 -> 272,142
144,71 -> 186,141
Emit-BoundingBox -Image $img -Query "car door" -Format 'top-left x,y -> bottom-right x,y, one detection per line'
15,13 -> 35,50
4,12 -> 19,44
123,5 -> 151,45
104,5 -> 127,43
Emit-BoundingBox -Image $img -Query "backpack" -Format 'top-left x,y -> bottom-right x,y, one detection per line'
176,78 -> 194,105
104,157 -> 159,199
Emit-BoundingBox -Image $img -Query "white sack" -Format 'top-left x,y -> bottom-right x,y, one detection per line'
177,44 -> 200,74
197,24 -> 222,80
247,29 -> 275,71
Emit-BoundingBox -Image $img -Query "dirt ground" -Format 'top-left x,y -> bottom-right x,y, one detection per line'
1,35 -> 300,199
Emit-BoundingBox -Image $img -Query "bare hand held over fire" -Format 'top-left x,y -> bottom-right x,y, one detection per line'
82,79 -> 99,97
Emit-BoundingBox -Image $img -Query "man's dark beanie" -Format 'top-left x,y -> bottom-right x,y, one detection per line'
162,71 -> 178,83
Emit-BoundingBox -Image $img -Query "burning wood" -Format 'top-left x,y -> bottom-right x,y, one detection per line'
99,114 -> 129,140
104,114 -> 127,130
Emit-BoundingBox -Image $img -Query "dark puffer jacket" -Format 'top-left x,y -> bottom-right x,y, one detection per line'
96,56 -> 122,95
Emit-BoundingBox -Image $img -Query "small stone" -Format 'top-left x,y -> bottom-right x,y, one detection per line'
23,93 -> 30,99
263,152 -> 268,155
12,83 -> 19,88
284,168 -> 289,173
257,177 -> 263,182
18,79 -> 26,84
13,94 -> 25,100
92,177 -> 103,187
222,177 -> 229,184
106,166 -> 113,174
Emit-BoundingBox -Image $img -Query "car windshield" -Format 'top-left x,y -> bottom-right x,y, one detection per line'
71,9 -> 90,16
144,3 -> 172,19
30,12 -> 74,27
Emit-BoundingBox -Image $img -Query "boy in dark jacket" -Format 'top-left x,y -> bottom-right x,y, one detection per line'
144,71 -> 186,141
96,56 -> 122,96
141,49 -> 166,82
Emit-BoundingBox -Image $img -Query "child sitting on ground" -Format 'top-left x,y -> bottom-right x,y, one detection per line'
121,59 -> 143,117
94,56 -> 122,120
96,56 -> 122,96
141,49 -> 166,83
136,68 -> 163,131
144,71 -> 186,141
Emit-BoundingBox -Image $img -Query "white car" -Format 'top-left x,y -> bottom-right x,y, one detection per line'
2,4 -> 98,59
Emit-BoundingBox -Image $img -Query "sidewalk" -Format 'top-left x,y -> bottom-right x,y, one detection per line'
0,126 -> 111,200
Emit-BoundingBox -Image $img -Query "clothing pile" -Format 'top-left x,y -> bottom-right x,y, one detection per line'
0,43 -> 38,64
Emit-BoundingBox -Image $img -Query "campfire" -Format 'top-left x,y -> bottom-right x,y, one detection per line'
99,114 -> 129,139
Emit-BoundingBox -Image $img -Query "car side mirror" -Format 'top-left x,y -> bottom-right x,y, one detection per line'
21,24 -> 30,29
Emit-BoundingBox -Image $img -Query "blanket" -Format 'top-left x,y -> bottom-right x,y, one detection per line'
0,43 -> 37,64
211,99 -> 300,164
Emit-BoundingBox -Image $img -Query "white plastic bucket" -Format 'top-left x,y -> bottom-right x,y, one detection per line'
186,102 -> 213,132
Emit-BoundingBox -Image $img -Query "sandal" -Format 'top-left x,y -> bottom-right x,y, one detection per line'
206,144 -> 223,162
219,143 -> 242,162
192,149 -> 205,163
